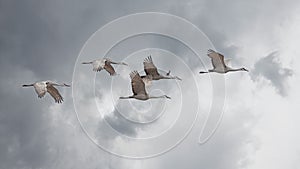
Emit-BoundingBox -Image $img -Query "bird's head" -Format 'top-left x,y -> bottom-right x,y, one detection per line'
63,83 -> 71,87
241,68 -> 249,72
164,95 -> 171,99
120,62 -> 128,66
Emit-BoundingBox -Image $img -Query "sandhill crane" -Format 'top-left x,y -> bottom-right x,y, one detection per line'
119,71 -> 171,101
22,81 -> 70,103
82,58 -> 128,76
142,56 -> 182,81
199,49 -> 248,74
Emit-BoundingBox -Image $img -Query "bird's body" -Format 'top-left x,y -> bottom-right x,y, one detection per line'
199,49 -> 248,74
119,71 -> 171,101
33,81 -> 47,98
22,81 -> 70,103
82,58 -> 128,76
142,56 -> 182,81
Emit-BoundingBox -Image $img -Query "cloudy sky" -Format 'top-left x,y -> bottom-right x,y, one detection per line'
1,0 -> 299,169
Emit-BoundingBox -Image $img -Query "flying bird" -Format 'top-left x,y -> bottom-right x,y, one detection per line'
22,81 -> 70,103
142,56 -> 182,81
119,71 -> 171,101
82,58 -> 128,76
199,49 -> 248,74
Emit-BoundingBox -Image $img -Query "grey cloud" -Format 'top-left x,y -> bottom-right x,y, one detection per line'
144,108 -> 258,169
251,51 -> 293,96
102,107 -> 139,138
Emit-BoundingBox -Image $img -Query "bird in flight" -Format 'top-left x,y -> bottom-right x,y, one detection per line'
141,56 -> 182,83
199,49 -> 248,74
22,81 -> 70,103
119,71 -> 171,101
82,58 -> 128,76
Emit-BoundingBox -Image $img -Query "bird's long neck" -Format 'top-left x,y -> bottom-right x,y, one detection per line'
149,95 -> 165,99
52,83 -> 70,87
161,75 -> 179,80
111,61 -> 127,66
22,84 -> 34,87
227,67 -> 245,72
82,61 -> 93,64
119,96 -> 134,99
149,95 -> 169,99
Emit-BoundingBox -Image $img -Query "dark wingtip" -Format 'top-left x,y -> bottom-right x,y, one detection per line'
55,99 -> 63,104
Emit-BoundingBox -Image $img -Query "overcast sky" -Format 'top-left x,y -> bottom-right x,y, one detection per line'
0,0 -> 299,169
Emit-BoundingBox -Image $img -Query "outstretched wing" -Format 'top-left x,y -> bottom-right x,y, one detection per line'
46,85 -> 63,103
207,49 -> 227,70
130,71 -> 147,96
143,56 -> 160,77
104,61 -> 116,76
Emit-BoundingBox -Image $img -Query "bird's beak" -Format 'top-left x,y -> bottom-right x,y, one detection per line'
175,76 -> 182,81
64,83 -> 71,87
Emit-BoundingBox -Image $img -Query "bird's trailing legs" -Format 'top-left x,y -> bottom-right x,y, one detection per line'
165,70 -> 182,80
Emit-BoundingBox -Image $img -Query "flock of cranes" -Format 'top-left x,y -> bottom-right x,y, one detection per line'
22,49 -> 248,103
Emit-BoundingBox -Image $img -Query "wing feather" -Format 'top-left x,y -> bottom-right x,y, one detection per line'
46,85 -> 63,103
143,56 -> 160,77
130,71 -> 147,96
207,49 -> 227,70
104,61 -> 116,76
